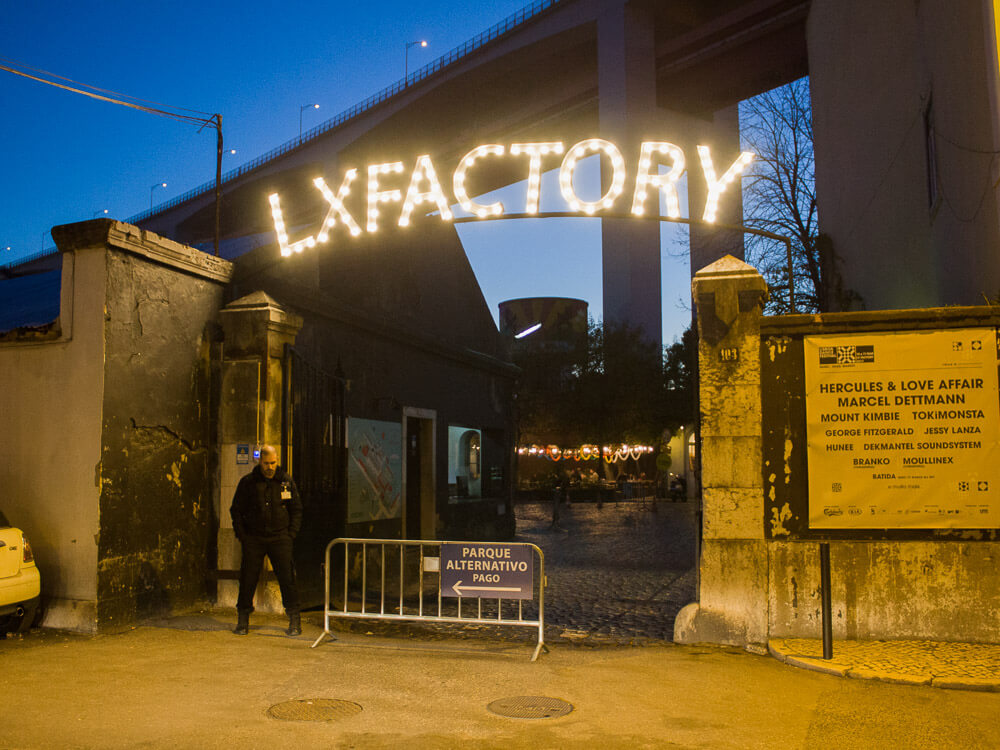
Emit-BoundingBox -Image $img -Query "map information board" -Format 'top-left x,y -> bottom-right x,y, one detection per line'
804,328 -> 1000,529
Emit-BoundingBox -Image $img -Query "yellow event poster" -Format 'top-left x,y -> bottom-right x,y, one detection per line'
804,328 -> 1000,529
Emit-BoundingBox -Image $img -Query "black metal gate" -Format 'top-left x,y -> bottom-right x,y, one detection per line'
281,345 -> 347,594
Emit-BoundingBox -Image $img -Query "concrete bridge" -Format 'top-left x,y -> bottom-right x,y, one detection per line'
138,0 -> 809,344
138,0 -> 1000,336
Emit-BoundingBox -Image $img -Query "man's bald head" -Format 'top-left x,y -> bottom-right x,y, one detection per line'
259,445 -> 279,478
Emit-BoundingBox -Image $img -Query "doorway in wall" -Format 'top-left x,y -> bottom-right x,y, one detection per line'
404,410 -> 436,539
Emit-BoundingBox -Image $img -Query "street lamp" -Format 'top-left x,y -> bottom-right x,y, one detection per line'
93,209 -> 109,218
150,182 -> 167,210
299,103 -> 319,137
405,40 -> 428,81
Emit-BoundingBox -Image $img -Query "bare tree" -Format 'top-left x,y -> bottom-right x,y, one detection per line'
740,77 -> 828,313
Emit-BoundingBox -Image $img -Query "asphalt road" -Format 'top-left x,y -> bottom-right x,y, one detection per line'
3,500 -> 996,748
2,617 -> 998,749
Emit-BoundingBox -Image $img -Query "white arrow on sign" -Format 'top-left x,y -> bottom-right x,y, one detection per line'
452,579 -> 524,597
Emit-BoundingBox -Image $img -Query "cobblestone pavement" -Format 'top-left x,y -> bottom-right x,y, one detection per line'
770,638 -> 1000,691
514,499 -> 698,646
322,499 -> 699,649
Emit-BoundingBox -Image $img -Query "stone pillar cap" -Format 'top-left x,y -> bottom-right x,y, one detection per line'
694,254 -> 766,283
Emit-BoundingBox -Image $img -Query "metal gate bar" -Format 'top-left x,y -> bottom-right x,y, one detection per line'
312,537 -> 548,661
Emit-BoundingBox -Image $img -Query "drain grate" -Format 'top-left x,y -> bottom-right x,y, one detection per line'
487,696 -> 573,719
267,699 -> 363,722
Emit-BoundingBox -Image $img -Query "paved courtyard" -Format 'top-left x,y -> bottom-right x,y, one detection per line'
514,498 -> 698,644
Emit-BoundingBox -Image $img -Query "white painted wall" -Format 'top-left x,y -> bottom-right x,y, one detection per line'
0,248 -> 105,630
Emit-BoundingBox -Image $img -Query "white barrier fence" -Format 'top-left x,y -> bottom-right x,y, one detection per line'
311,538 -> 548,661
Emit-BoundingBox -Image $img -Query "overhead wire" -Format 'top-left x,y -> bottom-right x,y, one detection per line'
0,55 -> 225,255
0,56 -> 216,128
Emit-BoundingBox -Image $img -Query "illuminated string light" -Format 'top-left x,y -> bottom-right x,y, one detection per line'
698,146 -> 755,223
516,443 -> 654,463
510,142 -> 563,214
269,139 -> 759,258
631,141 -> 685,217
399,154 -> 454,226
313,169 -> 362,242
453,145 -> 505,217
367,161 -> 405,232
558,138 -> 625,215
268,192 -> 314,256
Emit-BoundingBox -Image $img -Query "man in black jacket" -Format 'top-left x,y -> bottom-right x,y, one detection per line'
230,445 -> 303,636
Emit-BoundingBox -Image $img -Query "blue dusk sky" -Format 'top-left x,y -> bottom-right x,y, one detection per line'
1,0 -> 693,343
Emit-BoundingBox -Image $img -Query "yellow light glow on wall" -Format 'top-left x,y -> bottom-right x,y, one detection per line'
366,161 -> 405,233
510,142 -> 564,214
399,154 -> 454,226
558,138 -> 626,215
630,141 -> 685,217
698,146 -> 755,223
313,170 -> 362,242
453,145 -> 505,217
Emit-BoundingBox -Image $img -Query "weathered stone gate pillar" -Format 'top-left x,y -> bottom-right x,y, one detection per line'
216,291 -> 302,612
675,255 -> 769,649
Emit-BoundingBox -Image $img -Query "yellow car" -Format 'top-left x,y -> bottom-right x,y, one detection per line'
0,510 -> 40,637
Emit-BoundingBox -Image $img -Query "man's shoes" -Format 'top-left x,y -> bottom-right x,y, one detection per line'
233,611 -> 250,636
286,613 -> 302,636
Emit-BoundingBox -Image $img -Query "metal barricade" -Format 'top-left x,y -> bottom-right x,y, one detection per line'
311,538 -> 548,661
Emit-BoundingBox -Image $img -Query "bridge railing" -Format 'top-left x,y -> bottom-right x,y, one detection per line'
130,0 -> 563,225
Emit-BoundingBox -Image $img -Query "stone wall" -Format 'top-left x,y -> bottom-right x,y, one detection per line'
91,222 -> 232,630
676,257 -> 1000,649
674,255 -> 769,648
33,220 -> 232,632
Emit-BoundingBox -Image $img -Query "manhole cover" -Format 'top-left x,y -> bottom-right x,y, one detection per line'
267,699 -> 363,722
487,696 -> 573,719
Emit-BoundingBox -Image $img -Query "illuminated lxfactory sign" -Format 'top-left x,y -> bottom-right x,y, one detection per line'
268,139 -> 754,257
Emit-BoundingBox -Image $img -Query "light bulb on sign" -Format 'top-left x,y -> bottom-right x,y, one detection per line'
453,145 -> 505,217
313,169 -> 362,241
631,142 -> 685,218
510,142 -> 563,214
268,193 -> 314,256
367,162 -> 404,232
399,154 -> 453,226
558,138 -> 625,215
698,146 -> 754,223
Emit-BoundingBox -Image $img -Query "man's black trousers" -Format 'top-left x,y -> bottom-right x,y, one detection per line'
236,534 -> 300,615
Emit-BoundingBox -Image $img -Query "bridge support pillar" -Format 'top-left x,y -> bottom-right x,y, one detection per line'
598,0 -> 661,344
598,4 -> 746,344
688,105 -> 746,273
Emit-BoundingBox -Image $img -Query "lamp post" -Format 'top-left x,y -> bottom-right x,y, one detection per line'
150,181 -> 167,210
299,103 -> 319,137
405,40 -> 427,82
93,209 -> 109,218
